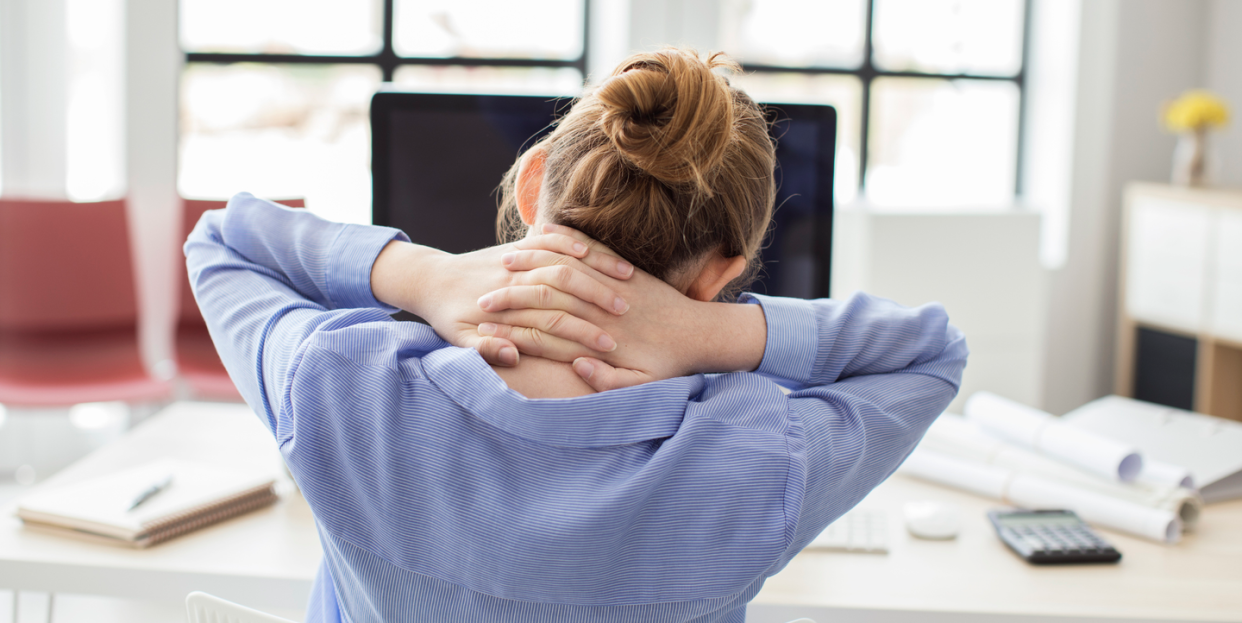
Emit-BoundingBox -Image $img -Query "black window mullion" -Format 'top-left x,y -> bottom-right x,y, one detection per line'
380,0 -> 396,81
577,0 -> 590,78
740,63 -> 1020,82
858,0 -> 876,194
184,53 -> 585,70
1014,0 -> 1032,197
184,52 -> 378,65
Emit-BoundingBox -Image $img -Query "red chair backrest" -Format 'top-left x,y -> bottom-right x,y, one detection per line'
179,198 -> 305,327
0,198 -> 138,332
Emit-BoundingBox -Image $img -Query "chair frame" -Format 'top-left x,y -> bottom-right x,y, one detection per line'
185,591 -> 299,623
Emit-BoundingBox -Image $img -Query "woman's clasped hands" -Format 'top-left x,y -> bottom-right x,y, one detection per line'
472,224 -> 738,391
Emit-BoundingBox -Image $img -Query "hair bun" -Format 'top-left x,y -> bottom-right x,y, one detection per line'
596,50 -> 738,191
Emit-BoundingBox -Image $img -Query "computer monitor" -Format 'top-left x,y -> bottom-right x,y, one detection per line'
371,91 -> 835,299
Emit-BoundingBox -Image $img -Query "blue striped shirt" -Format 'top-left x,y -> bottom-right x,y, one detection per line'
185,193 -> 968,623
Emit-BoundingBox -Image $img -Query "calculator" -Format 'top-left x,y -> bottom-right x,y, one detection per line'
988,509 -> 1122,565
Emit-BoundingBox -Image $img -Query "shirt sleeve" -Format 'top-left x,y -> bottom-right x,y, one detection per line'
738,292 -> 969,572
183,192 -> 417,434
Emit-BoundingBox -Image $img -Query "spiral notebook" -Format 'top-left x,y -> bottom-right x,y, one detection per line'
15,459 -> 278,548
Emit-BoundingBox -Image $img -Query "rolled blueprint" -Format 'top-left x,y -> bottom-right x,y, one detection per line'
1137,459 -> 1195,490
900,449 -> 1183,544
964,392 -> 1144,482
921,415 -> 1202,529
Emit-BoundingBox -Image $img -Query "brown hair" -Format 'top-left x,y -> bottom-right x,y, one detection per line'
497,48 -> 776,299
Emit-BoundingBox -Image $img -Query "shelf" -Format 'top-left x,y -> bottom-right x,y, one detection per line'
1116,183 -> 1242,422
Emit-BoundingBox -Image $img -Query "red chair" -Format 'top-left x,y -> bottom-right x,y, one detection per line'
177,198 -> 304,400
0,198 -> 172,406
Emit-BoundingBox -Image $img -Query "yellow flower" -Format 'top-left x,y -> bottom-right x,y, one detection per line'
1163,90 -> 1230,132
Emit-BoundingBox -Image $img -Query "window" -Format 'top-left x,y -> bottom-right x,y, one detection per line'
721,0 -> 1028,208
179,0 -> 589,224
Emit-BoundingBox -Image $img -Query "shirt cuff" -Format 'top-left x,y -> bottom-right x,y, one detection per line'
326,223 -> 411,312
738,293 -> 819,386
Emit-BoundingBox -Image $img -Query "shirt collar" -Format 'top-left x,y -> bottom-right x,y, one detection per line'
420,347 -> 701,448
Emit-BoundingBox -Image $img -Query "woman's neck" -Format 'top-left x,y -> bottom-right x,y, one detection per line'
490,356 -> 597,399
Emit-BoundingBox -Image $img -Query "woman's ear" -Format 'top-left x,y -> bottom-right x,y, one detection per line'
515,147 -> 547,226
686,253 -> 748,302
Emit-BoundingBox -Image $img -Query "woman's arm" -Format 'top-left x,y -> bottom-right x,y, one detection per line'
185,193 -> 411,429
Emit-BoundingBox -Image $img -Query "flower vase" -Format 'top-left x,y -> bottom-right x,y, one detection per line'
1171,128 -> 1211,187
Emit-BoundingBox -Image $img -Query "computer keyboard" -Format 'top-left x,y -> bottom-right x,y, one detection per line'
808,508 -> 889,554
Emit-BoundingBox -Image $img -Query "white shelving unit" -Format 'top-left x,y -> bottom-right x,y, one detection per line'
1116,183 -> 1242,421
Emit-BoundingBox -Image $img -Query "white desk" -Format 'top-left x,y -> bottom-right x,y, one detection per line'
0,403 -> 321,610
752,475 -> 1242,623
2,402 -> 1240,621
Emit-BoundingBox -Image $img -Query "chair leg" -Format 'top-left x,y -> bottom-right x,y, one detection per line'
6,592 -> 56,623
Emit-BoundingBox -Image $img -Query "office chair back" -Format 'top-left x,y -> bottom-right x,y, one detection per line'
185,592 -> 299,623
0,198 -> 137,331
0,197 -> 172,405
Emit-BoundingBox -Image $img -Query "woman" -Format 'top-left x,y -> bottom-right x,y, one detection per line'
186,49 -> 967,623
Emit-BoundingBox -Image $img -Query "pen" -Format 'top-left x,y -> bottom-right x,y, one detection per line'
128,473 -> 174,511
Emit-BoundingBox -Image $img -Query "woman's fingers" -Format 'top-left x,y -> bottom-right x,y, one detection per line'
572,357 -> 652,392
511,232 -> 591,259
482,308 -> 616,356
512,225 -> 634,280
482,262 -> 628,315
459,334 -> 521,367
478,284 -> 598,320
505,245 -> 633,281
477,323 -> 594,363
537,223 -> 618,256
525,264 -> 629,314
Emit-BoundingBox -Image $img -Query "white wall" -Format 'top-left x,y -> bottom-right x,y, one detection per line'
0,0 -> 69,197
1041,0 -> 1232,414
126,0 -> 182,382
1204,0 -> 1242,189
833,209 -> 1046,413
628,0 -> 722,52
587,0 -> 631,82
1039,0 -> 1121,415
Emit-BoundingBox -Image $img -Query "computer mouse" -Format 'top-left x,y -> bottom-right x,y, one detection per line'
903,501 -> 961,540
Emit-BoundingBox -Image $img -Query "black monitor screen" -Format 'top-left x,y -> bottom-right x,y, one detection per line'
372,92 -> 835,299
